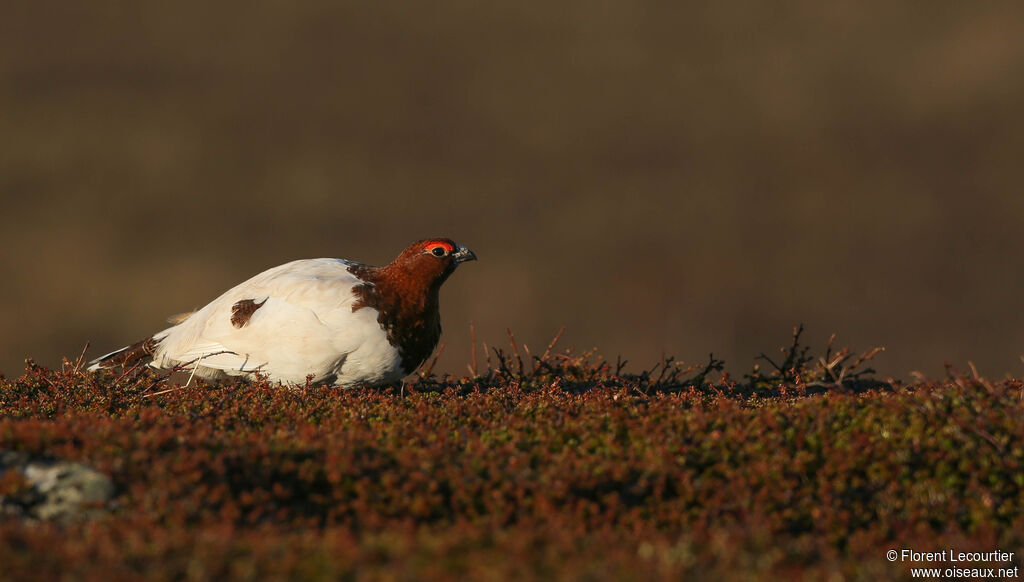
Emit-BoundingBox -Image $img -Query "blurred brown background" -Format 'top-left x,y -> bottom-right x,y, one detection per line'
3,1 -> 1023,380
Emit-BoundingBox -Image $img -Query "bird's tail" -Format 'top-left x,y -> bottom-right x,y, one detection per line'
87,336 -> 159,371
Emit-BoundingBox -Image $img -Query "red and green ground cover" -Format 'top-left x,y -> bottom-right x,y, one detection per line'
1,335 -> 1022,581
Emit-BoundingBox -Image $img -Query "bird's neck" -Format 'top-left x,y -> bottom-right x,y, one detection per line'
371,265 -> 442,315
351,265 -> 443,374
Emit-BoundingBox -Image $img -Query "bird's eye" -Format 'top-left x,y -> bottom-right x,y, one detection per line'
424,241 -> 455,257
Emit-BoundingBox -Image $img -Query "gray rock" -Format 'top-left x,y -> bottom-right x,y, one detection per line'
0,450 -> 114,521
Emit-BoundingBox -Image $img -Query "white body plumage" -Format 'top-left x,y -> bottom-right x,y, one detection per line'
91,259 -> 403,387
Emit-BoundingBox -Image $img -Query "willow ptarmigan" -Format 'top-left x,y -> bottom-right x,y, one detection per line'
88,238 -> 476,387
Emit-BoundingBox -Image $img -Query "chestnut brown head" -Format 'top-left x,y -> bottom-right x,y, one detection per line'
386,237 -> 477,287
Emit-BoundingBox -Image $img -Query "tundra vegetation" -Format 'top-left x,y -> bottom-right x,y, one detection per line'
1,328 -> 1022,581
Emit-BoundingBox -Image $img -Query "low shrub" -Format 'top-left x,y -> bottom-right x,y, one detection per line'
1,333 -> 1021,581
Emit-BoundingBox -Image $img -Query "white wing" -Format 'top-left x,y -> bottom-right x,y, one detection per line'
151,258 -> 395,385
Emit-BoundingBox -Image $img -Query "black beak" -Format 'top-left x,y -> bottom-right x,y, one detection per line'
453,245 -> 477,263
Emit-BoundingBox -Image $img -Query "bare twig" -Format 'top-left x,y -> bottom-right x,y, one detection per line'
538,327 -> 565,365
115,361 -> 149,384
482,341 -> 492,377
143,383 -> 201,398
643,359 -> 663,383
966,360 -> 997,393
756,324 -> 809,382
184,352 -> 207,388
849,346 -> 884,370
507,329 -> 524,376
420,343 -> 446,380
818,347 -> 850,382
70,342 -> 90,373
492,346 -> 511,377
821,333 -> 837,370
655,353 -> 671,384
615,355 -> 627,376
469,323 -> 478,377
141,350 -> 236,394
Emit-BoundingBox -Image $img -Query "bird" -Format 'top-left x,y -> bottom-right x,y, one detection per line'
88,238 -> 477,387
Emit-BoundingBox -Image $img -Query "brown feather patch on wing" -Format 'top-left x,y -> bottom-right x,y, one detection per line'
230,298 -> 267,328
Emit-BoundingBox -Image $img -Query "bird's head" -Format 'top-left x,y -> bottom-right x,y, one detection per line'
388,237 -> 477,288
